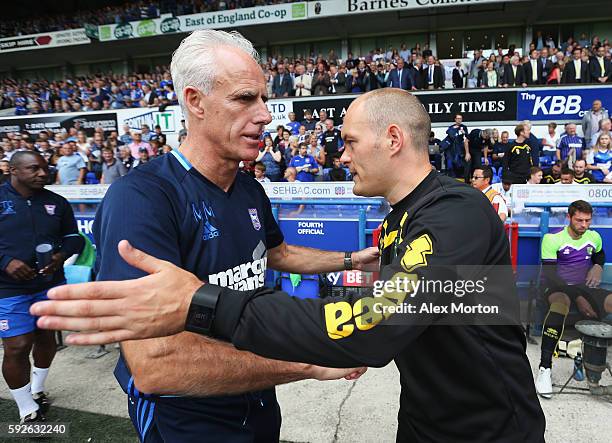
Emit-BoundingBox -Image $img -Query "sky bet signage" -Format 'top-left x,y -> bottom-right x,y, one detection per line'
517,85 -> 612,121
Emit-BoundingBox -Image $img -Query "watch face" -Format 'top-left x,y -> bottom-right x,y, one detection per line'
188,306 -> 213,330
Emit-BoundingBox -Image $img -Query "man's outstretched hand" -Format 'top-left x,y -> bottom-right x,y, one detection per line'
30,240 -> 201,345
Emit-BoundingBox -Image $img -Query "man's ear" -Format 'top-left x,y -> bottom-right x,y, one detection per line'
184,87 -> 205,118
387,124 -> 405,157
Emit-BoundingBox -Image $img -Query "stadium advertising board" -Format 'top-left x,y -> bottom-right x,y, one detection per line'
262,182 -> 358,199
119,108 -> 181,133
280,219 -> 360,250
292,89 -> 517,125
97,3 -> 307,41
114,106 -> 184,147
266,100 -> 293,133
512,184 -> 612,208
0,29 -> 90,53
0,112 -> 117,137
308,0 -> 523,18
52,182 -> 360,201
47,185 -> 110,201
516,85 -> 612,121
180,2 -> 307,32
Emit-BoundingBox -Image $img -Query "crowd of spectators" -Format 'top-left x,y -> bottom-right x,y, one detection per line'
434,99 -> 612,190
264,36 -> 611,99
236,97 -> 612,186
0,97 -> 609,196
1,67 -> 177,115
0,122 -> 172,186
459,35 -> 612,88
0,0 -> 294,38
3,32 -> 610,116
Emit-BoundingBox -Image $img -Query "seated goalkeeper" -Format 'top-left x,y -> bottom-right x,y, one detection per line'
535,199 -> 611,399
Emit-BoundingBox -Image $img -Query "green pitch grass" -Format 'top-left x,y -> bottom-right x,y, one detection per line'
0,397 -> 138,442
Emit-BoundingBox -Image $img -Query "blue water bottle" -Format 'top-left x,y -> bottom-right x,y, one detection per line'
573,352 -> 585,382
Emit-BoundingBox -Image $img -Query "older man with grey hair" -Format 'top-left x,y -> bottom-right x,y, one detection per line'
591,118 -> 611,148
582,100 -> 609,148
47,29 -> 374,442
464,126 -> 493,181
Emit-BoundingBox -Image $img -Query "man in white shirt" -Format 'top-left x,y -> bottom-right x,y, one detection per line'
562,48 -> 588,84
589,46 -> 611,83
293,64 -> 312,97
524,49 -> 542,86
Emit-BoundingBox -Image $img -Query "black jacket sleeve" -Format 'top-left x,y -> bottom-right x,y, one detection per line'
592,248 -> 605,267
209,194 -> 500,368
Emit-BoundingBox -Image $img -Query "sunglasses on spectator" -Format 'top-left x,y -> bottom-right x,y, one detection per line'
471,176 -> 485,180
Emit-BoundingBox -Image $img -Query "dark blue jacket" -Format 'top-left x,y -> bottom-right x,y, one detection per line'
387,68 -> 413,90
526,133 -> 541,166
0,182 -> 83,297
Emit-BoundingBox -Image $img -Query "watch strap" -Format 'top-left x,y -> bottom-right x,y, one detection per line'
185,284 -> 223,336
344,251 -> 353,271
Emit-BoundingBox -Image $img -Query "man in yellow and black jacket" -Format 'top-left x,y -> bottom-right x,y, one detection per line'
208,92 -> 545,442
502,123 -> 533,184
33,90 -> 546,442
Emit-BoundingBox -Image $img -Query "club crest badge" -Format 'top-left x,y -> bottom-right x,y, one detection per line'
0,320 -> 8,331
249,208 -> 261,231
44,205 -> 56,215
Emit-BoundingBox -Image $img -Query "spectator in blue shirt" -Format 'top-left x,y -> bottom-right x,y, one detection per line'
557,123 -> 585,163
118,125 -> 133,146
141,124 -> 153,142
129,83 -> 143,102
255,136 -> 282,181
55,142 -> 86,185
289,144 -> 319,182
285,112 -> 301,135
14,92 -> 27,116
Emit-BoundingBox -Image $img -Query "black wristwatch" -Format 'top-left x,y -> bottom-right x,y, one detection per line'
344,251 -> 353,271
185,284 -> 223,336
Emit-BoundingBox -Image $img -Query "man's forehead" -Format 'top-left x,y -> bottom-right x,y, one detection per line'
341,104 -> 367,138
19,157 -> 44,167
219,67 -> 266,93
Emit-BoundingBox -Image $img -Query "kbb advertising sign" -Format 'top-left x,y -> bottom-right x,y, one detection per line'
516,85 -> 612,121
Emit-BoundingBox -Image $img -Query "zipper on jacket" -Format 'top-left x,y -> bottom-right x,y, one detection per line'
26,199 -> 38,267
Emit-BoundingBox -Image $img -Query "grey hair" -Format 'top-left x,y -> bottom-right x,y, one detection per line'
170,30 -> 260,115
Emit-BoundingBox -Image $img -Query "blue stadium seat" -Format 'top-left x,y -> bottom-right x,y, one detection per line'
539,156 -> 554,168
280,273 -> 319,299
601,263 -> 612,291
492,169 -> 501,184
64,265 -> 92,285
323,168 -> 332,181
85,172 -> 99,185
